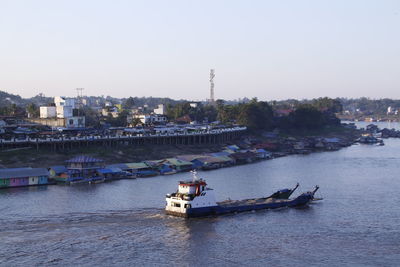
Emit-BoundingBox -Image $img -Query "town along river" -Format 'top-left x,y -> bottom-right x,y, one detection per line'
1,123 -> 400,266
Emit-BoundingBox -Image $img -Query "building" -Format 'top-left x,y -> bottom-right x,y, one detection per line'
0,167 -> 49,188
54,96 -> 76,108
153,104 -> 166,115
102,106 -> 120,118
189,102 -> 199,108
35,96 -> 85,128
56,105 -> 73,118
130,114 -> 167,125
65,156 -> 104,183
40,106 -> 56,118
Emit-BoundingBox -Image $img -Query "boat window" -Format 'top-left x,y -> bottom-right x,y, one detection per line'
184,204 -> 191,209
172,202 -> 181,207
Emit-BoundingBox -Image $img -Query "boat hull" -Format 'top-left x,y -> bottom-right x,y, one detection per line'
166,194 -> 313,218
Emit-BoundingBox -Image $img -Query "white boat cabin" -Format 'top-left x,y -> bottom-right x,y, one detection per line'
165,175 -> 217,216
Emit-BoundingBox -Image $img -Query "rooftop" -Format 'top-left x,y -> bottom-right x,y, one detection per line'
0,167 -> 49,179
65,156 -> 104,163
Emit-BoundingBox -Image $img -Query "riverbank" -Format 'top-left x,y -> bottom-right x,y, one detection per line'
0,125 -> 360,169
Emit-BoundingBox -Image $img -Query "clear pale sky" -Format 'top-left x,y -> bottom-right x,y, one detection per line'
0,0 -> 399,100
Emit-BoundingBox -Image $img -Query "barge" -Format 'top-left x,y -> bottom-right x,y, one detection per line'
165,172 -> 319,218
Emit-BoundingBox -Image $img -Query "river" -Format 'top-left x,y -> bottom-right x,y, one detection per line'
1,122 -> 400,266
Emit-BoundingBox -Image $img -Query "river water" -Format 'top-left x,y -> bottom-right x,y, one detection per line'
1,122 -> 400,266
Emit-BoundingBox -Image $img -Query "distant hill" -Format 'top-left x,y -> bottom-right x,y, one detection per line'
0,90 -> 25,106
0,90 -> 54,107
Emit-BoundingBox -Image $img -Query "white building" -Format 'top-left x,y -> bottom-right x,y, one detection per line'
153,104 -> 166,115
131,114 -> 167,124
56,105 -> 73,118
189,102 -> 198,108
54,96 -> 76,108
102,107 -> 119,118
36,96 -> 85,128
40,106 -> 56,118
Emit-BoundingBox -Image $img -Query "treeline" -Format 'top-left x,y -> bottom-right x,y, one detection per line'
167,97 -> 342,131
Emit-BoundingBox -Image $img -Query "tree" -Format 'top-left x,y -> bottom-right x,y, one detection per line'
289,104 -> 324,129
124,97 -> 135,109
26,103 -> 39,118
236,100 -> 274,130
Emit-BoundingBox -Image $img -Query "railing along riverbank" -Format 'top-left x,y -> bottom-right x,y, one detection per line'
0,127 -> 247,151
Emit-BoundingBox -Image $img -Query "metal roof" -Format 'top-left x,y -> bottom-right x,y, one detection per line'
97,168 -> 122,174
164,158 -> 193,167
49,165 -> 67,174
125,162 -> 149,169
106,163 -> 129,170
0,167 -> 49,179
65,156 -> 103,163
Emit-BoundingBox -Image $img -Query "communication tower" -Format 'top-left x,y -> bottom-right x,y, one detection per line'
209,69 -> 215,103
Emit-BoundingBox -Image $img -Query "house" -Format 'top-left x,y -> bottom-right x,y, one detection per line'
225,145 -> 240,153
210,151 -> 232,157
145,160 -> 176,175
130,114 -> 167,125
124,162 -> 158,177
175,154 -> 208,169
153,104 -> 166,115
102,106 -> 120,118
162,158 -> 193,172
252,148 -> 272,159
48,166 -> 68,182
0,167 -> 49,188
254,142 -> 279,151
175,115 -> 192,124
96,168 -> 124,181
192,156 -> 235,170
65,156 -> 104,183
230,151 -> 258,164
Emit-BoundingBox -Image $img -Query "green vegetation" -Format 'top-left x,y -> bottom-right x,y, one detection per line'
165,97 -> 341,132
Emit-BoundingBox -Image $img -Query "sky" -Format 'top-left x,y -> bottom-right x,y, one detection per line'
0,0 -> 399,101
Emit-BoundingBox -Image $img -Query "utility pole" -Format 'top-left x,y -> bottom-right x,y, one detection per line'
76,88 -> 84,116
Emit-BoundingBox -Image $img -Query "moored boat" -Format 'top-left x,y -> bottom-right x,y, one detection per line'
165,172 -> 318,218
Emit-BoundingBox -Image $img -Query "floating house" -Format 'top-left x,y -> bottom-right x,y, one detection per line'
114,162 -> 158,177
252,148 -> 272,159
225,145 -> 240,153
96,167 -> 124,181
0,167 -> 49,188
48,165 -> 68,182
162,158 -> 193,172
145,160 -> 176,175
176,155 -> 209,169
192,156 -> 235,170
230,151 -> 258,164
65,156 -> 104,184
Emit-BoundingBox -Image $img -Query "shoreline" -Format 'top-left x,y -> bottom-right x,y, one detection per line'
0,126 -> 361,177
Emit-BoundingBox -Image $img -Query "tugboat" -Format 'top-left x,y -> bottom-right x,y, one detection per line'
165,172 -> 318,218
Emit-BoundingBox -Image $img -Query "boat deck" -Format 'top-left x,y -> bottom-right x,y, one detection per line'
218,197 -> 287,207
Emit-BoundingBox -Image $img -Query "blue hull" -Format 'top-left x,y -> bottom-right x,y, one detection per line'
180,194 -> 313,218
